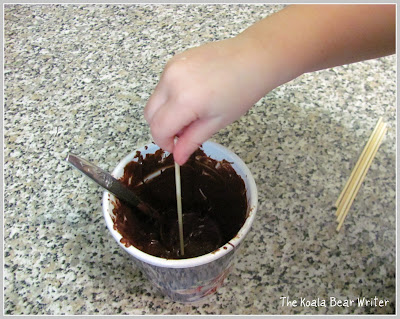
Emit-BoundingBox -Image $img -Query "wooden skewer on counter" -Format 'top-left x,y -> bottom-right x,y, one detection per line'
334,117 -> 383,210
335,119 -> 385,218
335,117 -> 387,231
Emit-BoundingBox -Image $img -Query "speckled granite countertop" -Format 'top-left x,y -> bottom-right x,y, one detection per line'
4,4 -> 396,315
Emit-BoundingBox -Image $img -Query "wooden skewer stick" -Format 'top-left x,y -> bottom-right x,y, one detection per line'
336,121 -> 385,222
174,138 -> 184,256
335,120 -> 385,219
336,124 -> 387,231
335,117 -> 383,210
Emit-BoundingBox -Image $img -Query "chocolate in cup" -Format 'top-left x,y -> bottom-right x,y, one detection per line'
102,141 -> 258,303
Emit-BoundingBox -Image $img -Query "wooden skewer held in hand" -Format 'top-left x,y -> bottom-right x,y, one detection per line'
335,118 -> 387,231
174,137 -> 185,255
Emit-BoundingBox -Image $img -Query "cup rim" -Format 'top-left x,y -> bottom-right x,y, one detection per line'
102,141 -> 258,269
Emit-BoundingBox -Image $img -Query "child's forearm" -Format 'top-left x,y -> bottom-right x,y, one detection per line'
239,4 -> 395,83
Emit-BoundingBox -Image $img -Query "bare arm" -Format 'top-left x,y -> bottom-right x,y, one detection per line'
240,4 -> 395,76
145,4 -> 395,165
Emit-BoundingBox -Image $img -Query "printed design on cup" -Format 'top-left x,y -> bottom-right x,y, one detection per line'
133,244 -> 240,303
175,265 -> 234,299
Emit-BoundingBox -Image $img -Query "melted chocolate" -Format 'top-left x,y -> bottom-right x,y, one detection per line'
111,147 -> 247,259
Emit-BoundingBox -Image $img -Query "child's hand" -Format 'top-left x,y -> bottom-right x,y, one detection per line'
145,5 -> 395,165
144,37 -> 273,165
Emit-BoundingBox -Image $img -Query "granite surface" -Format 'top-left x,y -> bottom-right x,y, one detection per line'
3,4 -> 396,315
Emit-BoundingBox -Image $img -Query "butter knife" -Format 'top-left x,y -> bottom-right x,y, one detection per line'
66,153 -> 160,220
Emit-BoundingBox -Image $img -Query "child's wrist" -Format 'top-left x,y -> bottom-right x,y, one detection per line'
233,32 -> 303,95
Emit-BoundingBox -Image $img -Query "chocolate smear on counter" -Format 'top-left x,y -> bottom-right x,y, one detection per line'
111,147 -> 247,259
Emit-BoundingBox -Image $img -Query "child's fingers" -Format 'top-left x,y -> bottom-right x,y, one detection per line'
173,116 -> 223,165
148,101 -> 200,154
144,83 -> 169,124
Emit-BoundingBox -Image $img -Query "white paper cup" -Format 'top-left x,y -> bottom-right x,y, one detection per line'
102,141 -> 258,303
